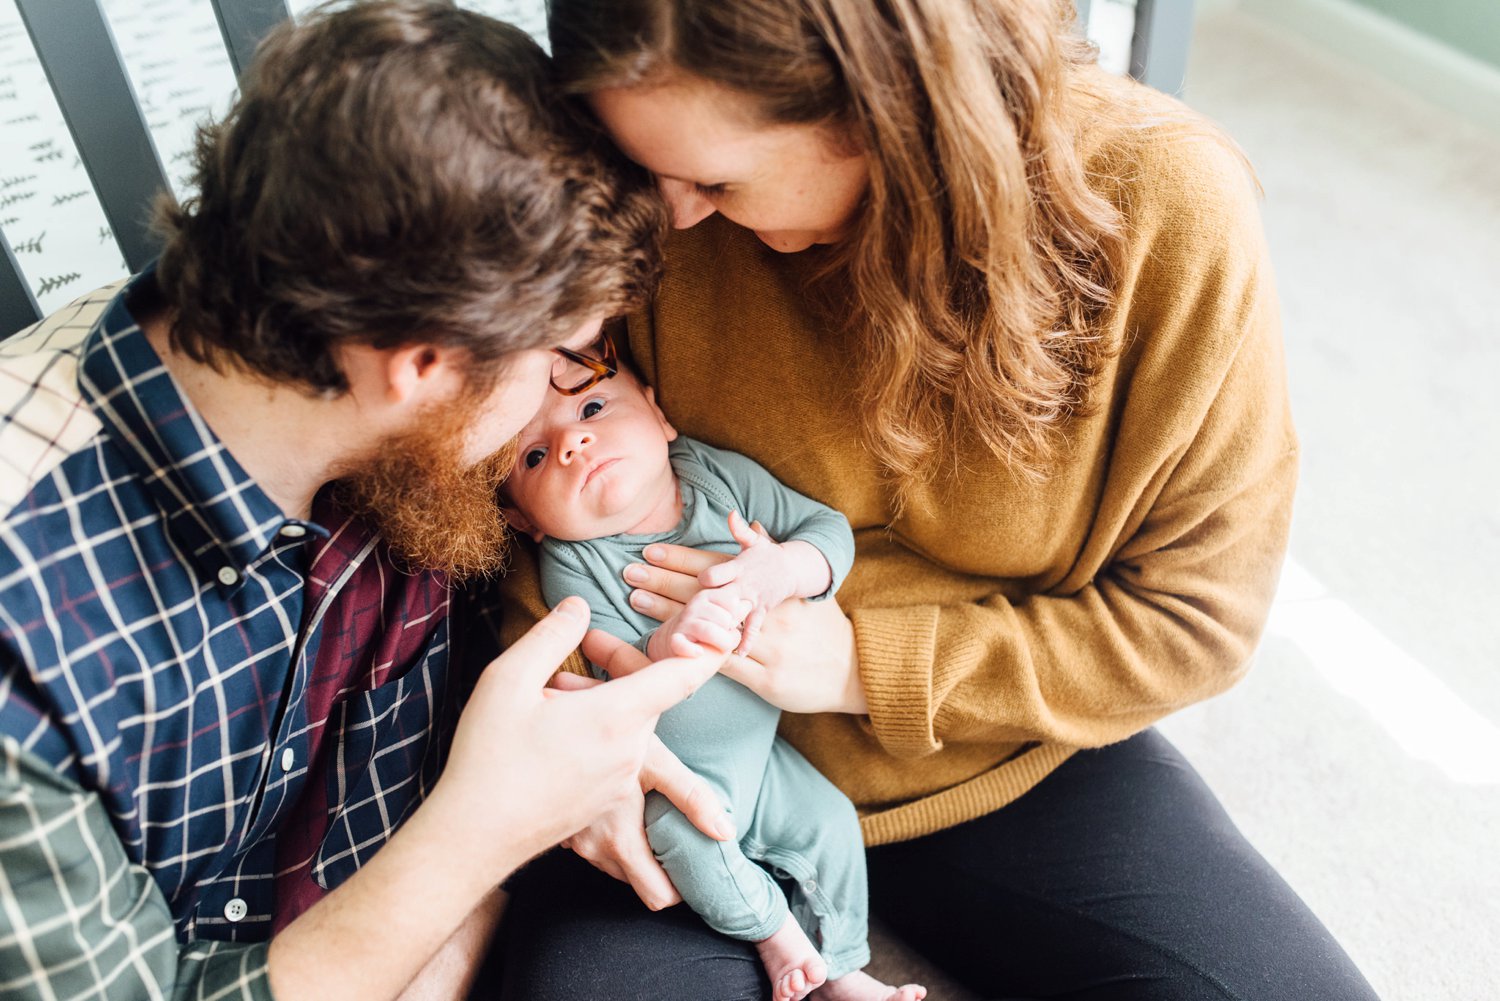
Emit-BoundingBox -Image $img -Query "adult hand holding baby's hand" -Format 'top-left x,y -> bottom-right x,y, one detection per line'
625,540 -> 869,716
649,586 -> 750,659
436,600 -> 725,878
720,596 -> 869,715
696,511 -> 797,655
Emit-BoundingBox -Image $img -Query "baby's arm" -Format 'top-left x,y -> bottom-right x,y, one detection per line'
650,511 -> 833,658
646,440 -> 856,659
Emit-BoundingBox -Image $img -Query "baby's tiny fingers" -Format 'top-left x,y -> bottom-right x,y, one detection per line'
699,561 -> 739,588
688,595 -> 740,628
669,632 -> 706,658
727,510 -> 760,549
683,618 -> 739,654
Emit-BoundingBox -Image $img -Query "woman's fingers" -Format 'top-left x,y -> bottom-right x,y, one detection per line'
641,542 -> 733,576
623,561 -> 701,605
715,653 -> 768,698
628,588 -> 685,622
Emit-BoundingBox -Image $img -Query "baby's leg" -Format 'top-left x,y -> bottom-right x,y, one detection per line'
645,793 -> 827,1001
649,674 -> 825,997
745,740 -> 926,1001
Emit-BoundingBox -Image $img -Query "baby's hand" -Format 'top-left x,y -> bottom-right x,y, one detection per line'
650,585 -> 752,659
697,512 -> 798,656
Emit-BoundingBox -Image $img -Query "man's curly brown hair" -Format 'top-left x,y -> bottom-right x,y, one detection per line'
154,0 -> 665,393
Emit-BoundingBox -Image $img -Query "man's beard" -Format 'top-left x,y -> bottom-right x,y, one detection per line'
332,393 -> 517,582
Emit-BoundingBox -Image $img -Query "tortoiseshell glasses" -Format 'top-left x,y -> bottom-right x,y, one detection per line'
550,327 -> 618,396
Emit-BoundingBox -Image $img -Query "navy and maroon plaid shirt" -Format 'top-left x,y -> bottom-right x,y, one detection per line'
0,272 -> 466,1001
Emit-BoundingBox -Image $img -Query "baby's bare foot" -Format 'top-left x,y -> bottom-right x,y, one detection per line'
812,968 -> 928,1001
756,914 -> 828,1001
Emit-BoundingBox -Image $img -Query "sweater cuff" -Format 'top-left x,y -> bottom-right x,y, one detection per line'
851,604 -> 943,759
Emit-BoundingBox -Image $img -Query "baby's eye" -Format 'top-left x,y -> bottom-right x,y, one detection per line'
524,448 -> 547,469
580,397 -> 606,419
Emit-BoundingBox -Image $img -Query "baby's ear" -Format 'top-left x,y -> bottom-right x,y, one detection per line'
644,385 -> 678,442
501,504 -> 546,544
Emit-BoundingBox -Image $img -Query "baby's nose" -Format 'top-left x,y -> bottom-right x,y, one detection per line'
559,431 -> 594,463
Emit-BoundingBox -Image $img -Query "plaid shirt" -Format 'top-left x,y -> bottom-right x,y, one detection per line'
0,272 -> 463,1000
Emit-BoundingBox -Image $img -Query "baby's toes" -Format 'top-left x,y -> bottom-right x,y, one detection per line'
890,985 -> 927,1001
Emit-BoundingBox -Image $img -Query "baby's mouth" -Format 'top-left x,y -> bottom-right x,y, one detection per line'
582,458 -> 619,489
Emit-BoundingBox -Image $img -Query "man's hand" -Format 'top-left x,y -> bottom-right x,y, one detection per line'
552,672 -> 738,918
272,599 -> 723,1001
431,597 -> 725,872
560,637 -> 735,909
547,669 -> 734,909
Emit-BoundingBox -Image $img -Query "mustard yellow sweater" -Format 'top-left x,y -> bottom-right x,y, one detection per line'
495,89 -> 1296,847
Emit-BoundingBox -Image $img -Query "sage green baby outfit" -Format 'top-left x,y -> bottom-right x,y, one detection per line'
539,436 -> 867,977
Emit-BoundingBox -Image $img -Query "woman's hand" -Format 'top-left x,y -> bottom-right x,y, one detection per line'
620,544 -> 870,716
548,667 -> 735,911
723,597 -> 867,714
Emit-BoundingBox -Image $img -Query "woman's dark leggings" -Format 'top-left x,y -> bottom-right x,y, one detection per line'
486,729 -> 1381,1001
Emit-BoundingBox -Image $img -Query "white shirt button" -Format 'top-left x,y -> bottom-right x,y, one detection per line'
280,748 -> 295,772
279,523 -> 307,539
217,566 -> 240,586
223,897 -> 248,923
804,880 -> 818,894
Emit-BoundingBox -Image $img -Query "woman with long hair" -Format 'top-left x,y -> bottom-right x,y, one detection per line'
491,1 -> 1381,998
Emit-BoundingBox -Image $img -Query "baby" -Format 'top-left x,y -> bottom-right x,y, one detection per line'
504,348 -> 925,1001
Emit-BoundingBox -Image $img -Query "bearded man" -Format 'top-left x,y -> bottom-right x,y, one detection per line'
0,4 -> 732,1001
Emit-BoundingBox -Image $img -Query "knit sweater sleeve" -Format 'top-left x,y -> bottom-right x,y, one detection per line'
854,134 -> 1299,755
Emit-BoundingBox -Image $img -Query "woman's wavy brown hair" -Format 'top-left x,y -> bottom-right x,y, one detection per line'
154,0 -> 665,394
550,0 -> 1145,488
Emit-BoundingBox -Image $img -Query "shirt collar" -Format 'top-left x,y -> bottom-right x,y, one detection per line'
77,265 -> 328,590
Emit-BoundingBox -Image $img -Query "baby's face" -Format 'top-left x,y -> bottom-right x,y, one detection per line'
505,372 -> 678,542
